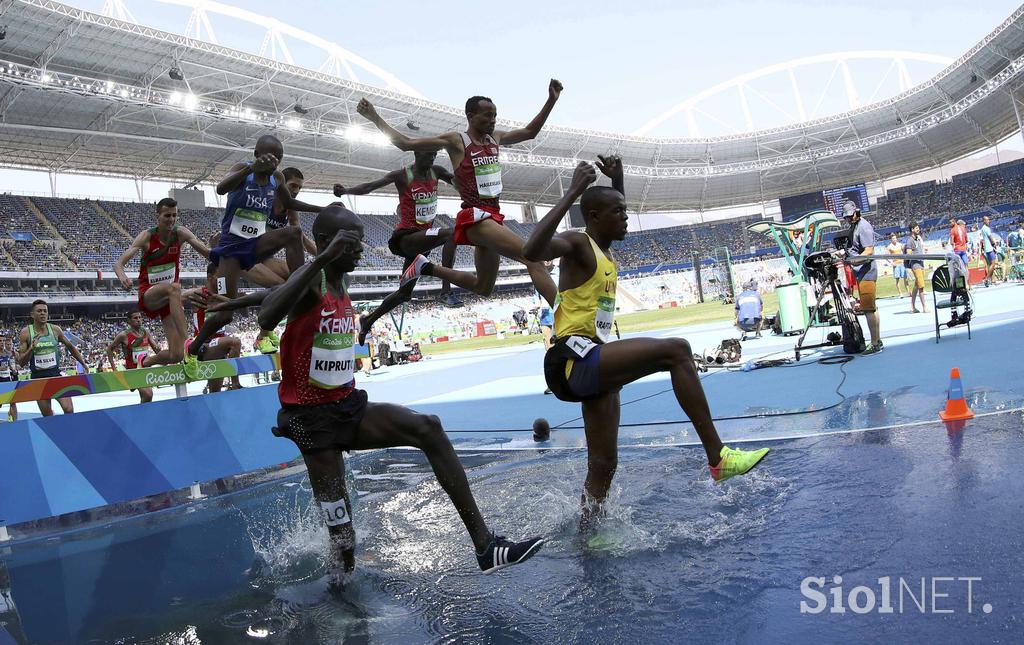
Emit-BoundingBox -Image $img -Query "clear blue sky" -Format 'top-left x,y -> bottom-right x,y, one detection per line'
67,0 -> 1020,133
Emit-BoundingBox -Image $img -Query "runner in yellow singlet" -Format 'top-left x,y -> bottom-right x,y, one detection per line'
523,159 -> 770,533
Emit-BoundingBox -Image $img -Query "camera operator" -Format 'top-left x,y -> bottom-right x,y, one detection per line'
840,209 -> 882,355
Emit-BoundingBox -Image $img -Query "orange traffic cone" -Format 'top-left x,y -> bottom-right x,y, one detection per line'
939,367 -> 974,421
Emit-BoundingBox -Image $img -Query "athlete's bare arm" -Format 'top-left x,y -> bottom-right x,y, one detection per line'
54,325 -> 88,368
15,327 -> 35,367
105,332 -> 126,371
217,160 -> 266,195
114,230 -> 151,290
523,162 -> 597,263
258,230 -> 361,330
208,288 -> 272,313
177,226 -> 212,259
273,170 -> 322,213
357,99 -> 464,159
432,165 -> 456,185
333,170 -> 401,197
595,154 -> 625,195
494,79 -> 562,146
145,331 -> 162,353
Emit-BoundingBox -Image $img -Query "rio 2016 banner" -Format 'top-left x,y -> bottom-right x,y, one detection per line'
0,354 -> 282,405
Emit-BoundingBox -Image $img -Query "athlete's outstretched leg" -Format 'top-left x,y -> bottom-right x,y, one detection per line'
579,391 -> 620,532
597,338 -> 724,465
353,402 -> 492,550
424,246 -> 501,296
243,262 -> 286,288
254,227 -> 304,274
466,219 -> 556,305
360,230 -> 453,342
189,260 -> 241,356
438,235 -> 457,296
359,280 -> 416,344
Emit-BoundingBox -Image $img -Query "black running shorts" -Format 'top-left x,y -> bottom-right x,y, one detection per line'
274,389 -> 369,454
543,337 -> 609,403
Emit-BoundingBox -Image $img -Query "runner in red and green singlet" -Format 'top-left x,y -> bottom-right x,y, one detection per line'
248,205 -> 544,591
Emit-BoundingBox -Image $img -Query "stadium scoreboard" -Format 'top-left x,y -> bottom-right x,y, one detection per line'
780,183 -> 870,221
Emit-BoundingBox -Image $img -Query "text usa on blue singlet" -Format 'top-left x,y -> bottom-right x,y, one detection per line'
221,165 -> 278,244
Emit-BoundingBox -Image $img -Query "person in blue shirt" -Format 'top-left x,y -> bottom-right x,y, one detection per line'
980,215 -> 1001,286
734,282 -> 763,341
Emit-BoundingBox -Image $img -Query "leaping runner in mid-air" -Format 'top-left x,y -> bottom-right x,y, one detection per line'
331,151 -> 461,343
356,79 -> 564,309
184,134 -> 321,380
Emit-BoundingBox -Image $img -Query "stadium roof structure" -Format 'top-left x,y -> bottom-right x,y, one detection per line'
1,0 -> 1024,211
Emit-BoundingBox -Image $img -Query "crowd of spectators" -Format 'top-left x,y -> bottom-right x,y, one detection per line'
874,159 -> 1024,229
2,156 -> 1023,278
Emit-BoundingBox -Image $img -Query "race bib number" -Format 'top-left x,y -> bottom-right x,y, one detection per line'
425,227 -> 441,237
474,162 -> 502,198
229,208 -> 267,239
0,365 -> 10,379
321,499 -> 351,527
595,296 -> 615,343
414,195 -> 438,225
309,318 -> 355,389
147,261 -> 176,284
34,347 -> 57,370
565,335 -> 597,359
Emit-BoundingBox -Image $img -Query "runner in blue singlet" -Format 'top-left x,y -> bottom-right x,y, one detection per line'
184,135 -> 322,380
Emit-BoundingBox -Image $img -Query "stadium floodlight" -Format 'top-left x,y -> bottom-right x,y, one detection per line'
168,91 -> 182,106
182,93 -> 198,112
41,72 -> 51,83
286,118 -> 301,130
119,89 -> 128,98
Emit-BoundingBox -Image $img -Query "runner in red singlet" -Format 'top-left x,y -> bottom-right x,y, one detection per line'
356,80 -> 564,307
114,198 -> 212,367
104,311 -> 159,403
331,151 -> 461,341
255,205 -> 544,591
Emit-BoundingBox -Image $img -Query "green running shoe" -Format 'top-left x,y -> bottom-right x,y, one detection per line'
585,530 -> 623,552
182,352 -> 199,381
257,338 -> 276,354
710,445 -> 769,483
